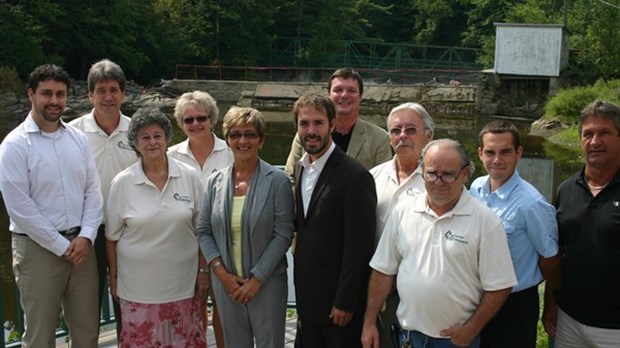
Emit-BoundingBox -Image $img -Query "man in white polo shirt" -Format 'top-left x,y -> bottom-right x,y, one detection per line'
369,102 -> 434,348
361,139 -> 516,348
69,59 -> 137,337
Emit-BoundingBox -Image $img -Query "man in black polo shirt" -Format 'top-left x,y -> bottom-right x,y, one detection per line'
544,99 -> 620,347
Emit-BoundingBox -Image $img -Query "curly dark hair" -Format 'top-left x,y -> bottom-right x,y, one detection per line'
28,64 -> 71,92
127,107 -> 173,157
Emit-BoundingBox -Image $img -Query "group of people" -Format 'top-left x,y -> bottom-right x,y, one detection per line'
0,62 -> 617,348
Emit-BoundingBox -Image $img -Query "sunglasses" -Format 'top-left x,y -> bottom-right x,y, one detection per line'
227,131 -> 260,140
389,127 -> 418,137
183,116 -> 209,125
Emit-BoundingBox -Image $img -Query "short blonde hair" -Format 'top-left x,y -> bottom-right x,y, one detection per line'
222,107 -> 266,139
173,90 -> 219,127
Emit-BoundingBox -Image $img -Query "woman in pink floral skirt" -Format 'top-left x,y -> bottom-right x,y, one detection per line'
106,107 -> 208,347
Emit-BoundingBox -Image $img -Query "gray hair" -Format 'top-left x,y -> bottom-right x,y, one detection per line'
420,139 -> 475,178
173,90 -> 220,128
87,59 -> 126,92
387,102 -> 435,134
579,99 -> 620,136
128,107 -> 173,157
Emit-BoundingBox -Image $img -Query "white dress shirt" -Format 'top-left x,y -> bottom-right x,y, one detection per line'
0,114 -> 103,256
300,142 -> 336,216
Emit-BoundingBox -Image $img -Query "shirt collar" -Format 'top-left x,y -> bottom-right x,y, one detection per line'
176,134 -> 228,156
301,141 -> 336,172
79,109 -> 130,133
133,155 -> 181,185
415,187 -> 474,217
24,112 -> 67,133
479,171 -> 521,200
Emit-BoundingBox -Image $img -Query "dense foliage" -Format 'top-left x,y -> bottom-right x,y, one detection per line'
544,79 -> 620,124
0,0 -> 618,84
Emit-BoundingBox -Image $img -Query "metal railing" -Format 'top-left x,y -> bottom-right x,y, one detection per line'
174,65 -> 481,85
1,280 -> 116,348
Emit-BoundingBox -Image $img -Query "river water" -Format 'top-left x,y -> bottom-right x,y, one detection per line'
0,105 -> 582,338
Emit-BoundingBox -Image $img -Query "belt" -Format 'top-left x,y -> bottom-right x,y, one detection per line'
59,226 -> 81,236
13,226 -> 81,238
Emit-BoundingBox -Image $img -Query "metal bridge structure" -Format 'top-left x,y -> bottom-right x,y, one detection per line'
176,37 -> 484,85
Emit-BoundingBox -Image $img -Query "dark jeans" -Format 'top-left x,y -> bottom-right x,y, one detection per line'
480,285 -> 539,348
401,330 -> 480,348
95,224 -> 121,338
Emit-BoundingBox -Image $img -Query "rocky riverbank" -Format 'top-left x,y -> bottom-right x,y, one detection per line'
0,80 -> 178,122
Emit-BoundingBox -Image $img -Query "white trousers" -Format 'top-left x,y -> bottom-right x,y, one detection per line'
555,307 -> 620,348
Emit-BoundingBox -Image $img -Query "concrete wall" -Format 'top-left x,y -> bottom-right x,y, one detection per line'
517,158 -> 555,202
164,79 -> 478,115
477,71 -> 549,119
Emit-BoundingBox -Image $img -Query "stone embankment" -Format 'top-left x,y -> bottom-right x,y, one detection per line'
1,79 -> 479,123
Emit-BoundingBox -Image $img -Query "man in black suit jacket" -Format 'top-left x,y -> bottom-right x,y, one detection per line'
292,94 -> 377,348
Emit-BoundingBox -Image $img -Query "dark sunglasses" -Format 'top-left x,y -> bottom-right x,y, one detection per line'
183,116 -> 209,125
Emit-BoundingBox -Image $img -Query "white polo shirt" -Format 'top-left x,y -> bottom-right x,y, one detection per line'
168,135 -> 233,185
69,110 -> 137,219
371,188 -> 516,338
106,158 -> 203,304
370,157 -> 425,243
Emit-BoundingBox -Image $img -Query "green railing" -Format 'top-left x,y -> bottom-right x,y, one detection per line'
268,37 -> 483,71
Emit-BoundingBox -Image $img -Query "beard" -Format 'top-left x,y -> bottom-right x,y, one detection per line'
301,134 -> 329,155
37,104 -> 64,123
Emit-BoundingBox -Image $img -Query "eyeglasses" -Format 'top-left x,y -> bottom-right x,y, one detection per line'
389,127 -> 418,137
227,131 -> 260,140
423,165 -> 467,183
183,116 -> 209,125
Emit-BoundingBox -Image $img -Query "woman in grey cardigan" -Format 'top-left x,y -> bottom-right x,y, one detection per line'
197,106 -> 294,348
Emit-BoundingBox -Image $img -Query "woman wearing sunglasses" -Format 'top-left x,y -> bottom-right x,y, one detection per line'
197,107 -> 294,348
168,90 -> 233,347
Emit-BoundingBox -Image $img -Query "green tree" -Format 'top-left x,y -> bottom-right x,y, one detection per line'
410,0 -> 471,46
0,1 -> 48,77
569,0 -> 620,81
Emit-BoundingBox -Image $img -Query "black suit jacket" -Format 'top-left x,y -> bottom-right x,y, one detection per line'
293,146 -> 377,323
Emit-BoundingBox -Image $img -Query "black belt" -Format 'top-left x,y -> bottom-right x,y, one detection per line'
59,226 -> 81,236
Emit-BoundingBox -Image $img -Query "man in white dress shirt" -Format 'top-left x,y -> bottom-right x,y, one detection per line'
0,64 -> 103,347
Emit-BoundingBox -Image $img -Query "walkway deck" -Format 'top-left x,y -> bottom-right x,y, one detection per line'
57,314 -> 298,348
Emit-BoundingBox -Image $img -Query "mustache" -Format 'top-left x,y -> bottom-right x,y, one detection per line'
303,134 -> 321,141
394,140 -> 413,149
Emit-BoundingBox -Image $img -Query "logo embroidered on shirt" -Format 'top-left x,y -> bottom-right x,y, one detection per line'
614,200 -> 619,207
444,230 -> 468,244
173,193 -> 191,202
117,140 -> 133,151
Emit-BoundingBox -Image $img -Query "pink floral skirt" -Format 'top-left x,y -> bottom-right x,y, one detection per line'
120,294 -> 207,348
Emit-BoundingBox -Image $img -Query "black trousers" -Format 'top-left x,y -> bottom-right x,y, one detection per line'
95,224 -> 122,338
295,315 -> 363,348
480,285 -> 539,348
